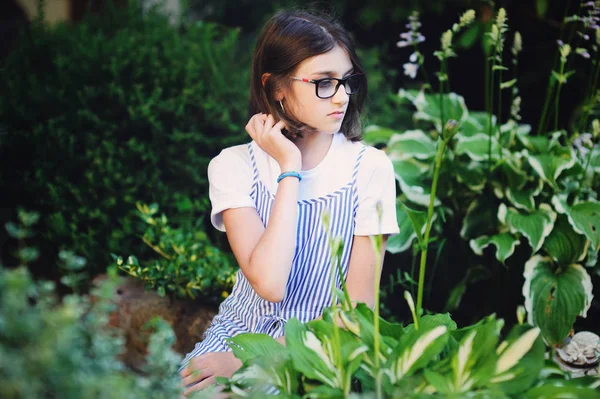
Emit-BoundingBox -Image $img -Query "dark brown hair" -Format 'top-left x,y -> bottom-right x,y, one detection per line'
249,10 -> 367,141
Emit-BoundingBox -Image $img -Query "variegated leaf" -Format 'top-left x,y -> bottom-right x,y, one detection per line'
470,232 -> 520,263
522,256 -> 594,346
498,203 -> 556,252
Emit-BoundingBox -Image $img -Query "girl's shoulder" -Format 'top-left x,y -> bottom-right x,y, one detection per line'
337,138 -> 393,172
208,143 -> 254,178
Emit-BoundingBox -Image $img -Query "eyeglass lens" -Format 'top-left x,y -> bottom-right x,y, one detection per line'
317,75 -> 362,98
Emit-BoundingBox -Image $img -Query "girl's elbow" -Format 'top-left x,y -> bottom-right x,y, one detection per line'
253,280 -> 285,303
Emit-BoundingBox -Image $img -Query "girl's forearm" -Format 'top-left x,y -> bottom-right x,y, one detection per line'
247,177 -> 299,302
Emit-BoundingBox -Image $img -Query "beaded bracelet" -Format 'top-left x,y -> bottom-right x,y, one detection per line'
277,171 -> 302,183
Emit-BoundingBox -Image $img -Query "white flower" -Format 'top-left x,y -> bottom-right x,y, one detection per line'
409,52 -> 418,62
512,31 -> 522,56
459,10 -> 476,27
403,62 -> 419,79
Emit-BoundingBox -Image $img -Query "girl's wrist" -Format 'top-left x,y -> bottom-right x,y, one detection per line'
279,160 -> 301,173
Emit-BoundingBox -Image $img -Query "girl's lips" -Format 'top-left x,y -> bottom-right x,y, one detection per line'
328,111 -> 345,119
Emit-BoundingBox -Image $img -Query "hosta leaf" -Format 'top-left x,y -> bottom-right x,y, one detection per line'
448,316 -> 499,392
285,319 -> 338,387
387,201 -> 419,253
460,111 -> 496,138
456,161 -> 487,192
455,133 -> 502,161
461,197 -> 499,239
499,156 -> 528,190
490,325 -> 545,394
399,89 -> 469,132
387,130 -> 437,160
505,179 -> 543,212
563,201 -> 600,251
498,203 -> 556,252
393,159 -> 440,207
589,147 -> 600,173
525,146 -> 576,187
227,333 -> 287,363
524,385 -> 600,399
543,215 -> 589,265
470,232 -> 521,263
385,325 -> 449,384
522,256 -> 594,346
363,125 -> 400,146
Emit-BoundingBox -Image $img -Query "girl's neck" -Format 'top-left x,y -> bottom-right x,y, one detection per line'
295,131 -> 335,171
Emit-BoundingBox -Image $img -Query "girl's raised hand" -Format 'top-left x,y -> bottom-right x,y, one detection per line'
245,113 -> 301,172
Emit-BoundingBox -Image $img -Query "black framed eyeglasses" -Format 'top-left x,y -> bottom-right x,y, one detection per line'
290,73 -> 364,99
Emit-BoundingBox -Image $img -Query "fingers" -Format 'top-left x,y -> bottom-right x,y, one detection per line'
183,376 -> 216,397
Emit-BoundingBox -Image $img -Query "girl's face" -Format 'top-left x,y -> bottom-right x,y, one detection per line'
284,44 -> 354,135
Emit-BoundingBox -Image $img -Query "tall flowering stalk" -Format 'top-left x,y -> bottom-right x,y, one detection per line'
485,8 -> 508,171
397,11 -> 430,86
415,120 -> 459,317
433,10 -> 475,138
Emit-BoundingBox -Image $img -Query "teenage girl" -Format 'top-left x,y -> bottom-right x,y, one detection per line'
179,9 -> 399,395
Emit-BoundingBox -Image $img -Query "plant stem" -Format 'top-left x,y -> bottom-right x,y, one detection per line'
555,59 -> 566,132
416,139 -> 447,316
497,67 -> 503,160
373,235 -> 383,399
488,51 -> 496,172
537,0 -> 573,135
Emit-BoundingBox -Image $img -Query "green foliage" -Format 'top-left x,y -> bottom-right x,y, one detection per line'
0,0 -> 249,276
0,210 -> 189,399
364,6 -> 600,349
213,305 -> 597,397
114,202 -> 237,300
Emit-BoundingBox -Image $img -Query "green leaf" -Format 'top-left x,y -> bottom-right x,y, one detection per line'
227,333 -> 286,363
525,147 -> 576,187
447,316 -> 500,392
490,325 -> 545,394
500,79 -> 517,90
589,147 -> 600,173
505,180 -> 543,212
470,232 -> 521,263
387,130 -> 437,160
455,133 -> 502,161
498,203 -> 556,252
363,125 -> 400,146
393,159 -> 440,207
524,385 -> 600,399
558,201 -> 600,252
492,65 -> 509,71
461,197 -> 499,239
456,161 -> 487,192
387,201 -> 418,253
398,201 -> 430,247
523,256 -> 594,346
460,112 -> 496,138
536,0 -> 548,17
456,24 -> 480,49
385,324 -> 449,384
285,319 -> 338,387
398,90 -> 469,132
543,215 -> 589,265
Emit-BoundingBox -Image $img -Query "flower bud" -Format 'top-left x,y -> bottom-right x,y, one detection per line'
442,119 -> 460,141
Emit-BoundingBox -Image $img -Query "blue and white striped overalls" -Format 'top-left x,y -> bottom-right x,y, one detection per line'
181,142 -> 367,367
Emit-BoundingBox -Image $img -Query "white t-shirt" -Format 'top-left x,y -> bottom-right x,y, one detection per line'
208,132 -> 400,236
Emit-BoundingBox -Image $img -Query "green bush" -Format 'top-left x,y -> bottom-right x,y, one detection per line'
0,209 -> 188,399
114,202 -> 237,301
0,1 -> 249,277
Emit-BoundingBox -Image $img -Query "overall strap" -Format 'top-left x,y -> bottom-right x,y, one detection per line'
351,145 -> 367,186
247,142 -> 259,185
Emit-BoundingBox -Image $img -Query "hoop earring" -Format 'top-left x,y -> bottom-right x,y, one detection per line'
279,100 -> 285,114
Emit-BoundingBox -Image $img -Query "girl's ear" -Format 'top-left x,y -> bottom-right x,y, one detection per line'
261,72 -> 285,101
261,73 -> 271,88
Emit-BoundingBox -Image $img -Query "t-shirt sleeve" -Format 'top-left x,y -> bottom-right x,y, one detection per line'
354,148 -> 400,236
208,147 -> 256,232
